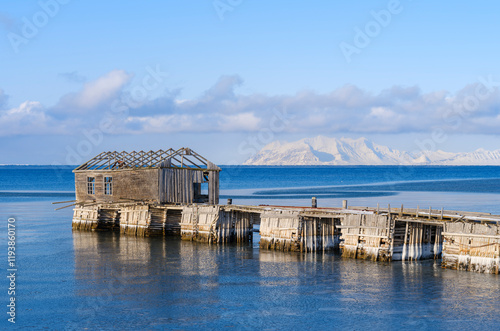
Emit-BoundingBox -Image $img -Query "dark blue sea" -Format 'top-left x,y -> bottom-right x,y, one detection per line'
1,165 -> 499,329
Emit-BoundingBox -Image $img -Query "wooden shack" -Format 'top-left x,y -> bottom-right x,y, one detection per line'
73,147 -> 220,205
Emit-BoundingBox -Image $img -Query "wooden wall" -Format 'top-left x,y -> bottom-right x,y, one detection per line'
260,210 -> 301,251
159,168 -> 204,204
442,222 -> 499,274
393,221 -> 442,261
74,169 -> 160,203
180,205 -> 253,243
72,204 -> 184,237
72,205 -> 120,231
180,205 -> 220,241
119,205 -> 164,236
72,205 -> 100,230
259,211 -> 340,252
157,158 -> 220,205
339,214 -> 443,262
301,216 -> 340,252
339,213 -> 392,261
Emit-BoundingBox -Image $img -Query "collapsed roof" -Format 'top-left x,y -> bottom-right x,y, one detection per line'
73,147 -> 220,172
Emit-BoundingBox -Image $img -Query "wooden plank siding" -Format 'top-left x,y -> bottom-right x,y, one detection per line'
160,168 -> 203,204
180,205 -> 254,243
75,169 -> 160,203
442,222 -> 500,274
339,213 -> 392,261
259,210 -> 341,252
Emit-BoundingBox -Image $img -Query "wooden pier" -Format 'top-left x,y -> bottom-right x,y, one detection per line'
71,201 -> 500,274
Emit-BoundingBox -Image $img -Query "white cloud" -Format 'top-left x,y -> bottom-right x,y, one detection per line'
76,70 -> 130,108
127,114 -> 201,133
369,106 -> 395,119
0,101 -> 61,136
125,111 -> 261,134
55,70 -> 131,112
218,112 -> 261,131
2,74 -> 500,137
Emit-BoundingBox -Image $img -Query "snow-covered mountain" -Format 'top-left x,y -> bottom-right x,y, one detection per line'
243,136 -> 500,165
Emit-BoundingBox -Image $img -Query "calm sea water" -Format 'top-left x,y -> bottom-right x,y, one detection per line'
1,165 -> 499,329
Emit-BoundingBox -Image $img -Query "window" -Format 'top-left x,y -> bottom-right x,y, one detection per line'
104,177 -> 113,195
201,182 -> 208,195
87,177 -> 95,194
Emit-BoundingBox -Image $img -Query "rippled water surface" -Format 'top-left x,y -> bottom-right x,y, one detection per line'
1,166 -> 499,329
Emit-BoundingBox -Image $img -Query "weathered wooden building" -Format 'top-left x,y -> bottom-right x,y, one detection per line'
73,147 -> 220,205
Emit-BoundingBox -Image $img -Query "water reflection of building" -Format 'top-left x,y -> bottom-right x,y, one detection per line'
73,231 -> 159,290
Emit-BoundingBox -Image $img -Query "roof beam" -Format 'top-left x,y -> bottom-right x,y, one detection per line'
73,148 -> 217,171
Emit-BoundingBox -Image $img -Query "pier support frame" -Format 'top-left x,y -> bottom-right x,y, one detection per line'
338,214 -> 443,262
180,205 -> 256,244
259,210 -> 340,252
442,222 -> 500,274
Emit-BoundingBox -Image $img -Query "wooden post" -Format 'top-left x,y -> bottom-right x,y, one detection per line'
441,207 -> 444,220
429,206 -> 432,220
342,200 -> 348,209
312,197 -> 317,208
400,204 -> 403,217
416,205 -> 419,218
403,221 -> 409,261
377,203 -> 380,215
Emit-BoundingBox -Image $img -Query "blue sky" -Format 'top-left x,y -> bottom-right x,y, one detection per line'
1,0 -> 500,164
